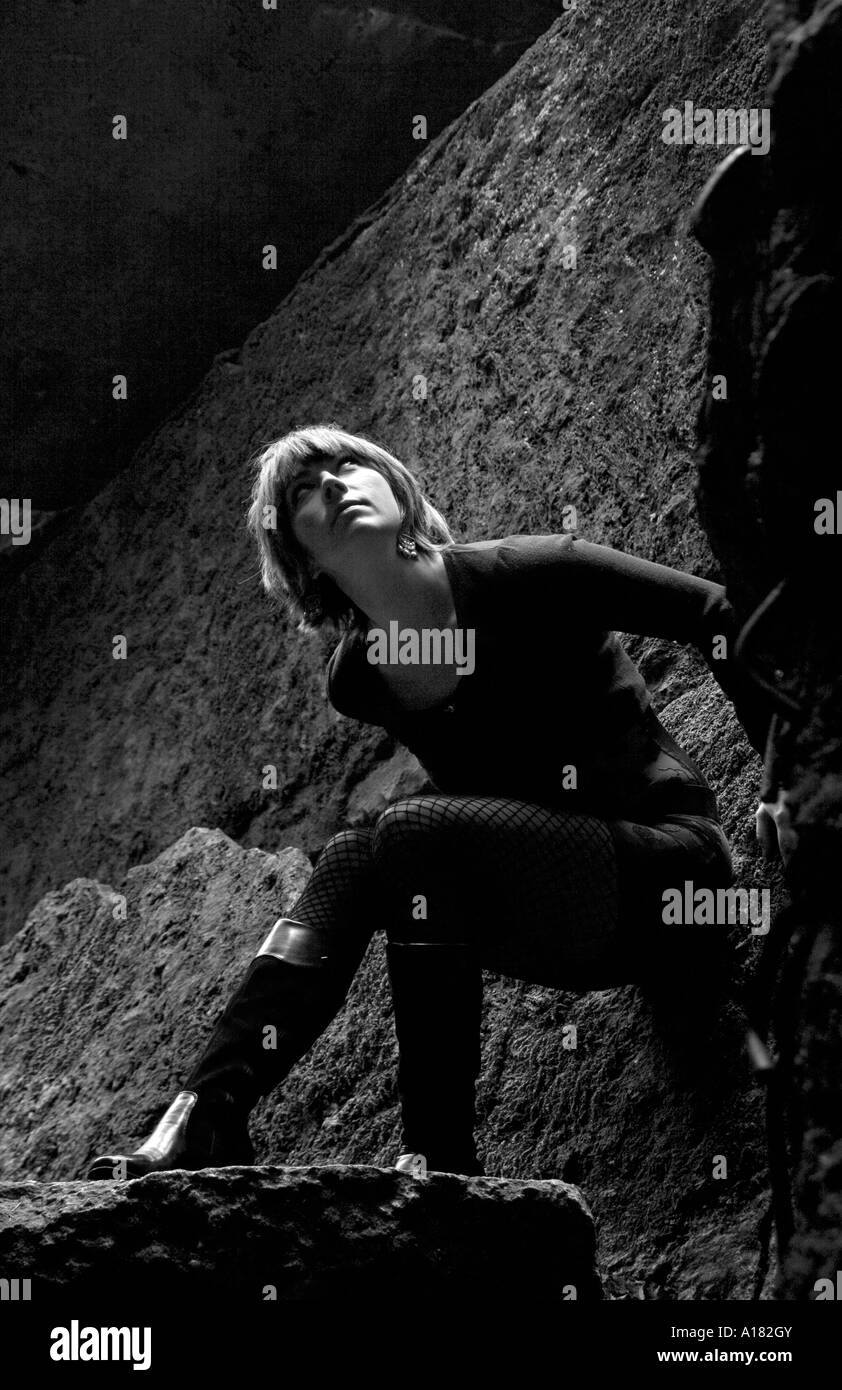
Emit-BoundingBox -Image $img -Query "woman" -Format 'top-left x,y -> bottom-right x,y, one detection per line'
87,424 -> 778,1182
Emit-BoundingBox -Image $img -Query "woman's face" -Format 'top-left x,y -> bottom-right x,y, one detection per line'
285,454 -> 403,579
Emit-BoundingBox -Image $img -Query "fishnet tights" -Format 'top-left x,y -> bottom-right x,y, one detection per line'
283,795 -> 685,989
372,794 -> 622,987
285,827 -> 384,952
179,795 -> 729,1160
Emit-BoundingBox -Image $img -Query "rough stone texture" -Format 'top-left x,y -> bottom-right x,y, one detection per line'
693,0 -> 842,1298
1,805 -> 782,1298
346,746 -> 432,824
1,0 -> 565,515
0,1165 -> 600,1299
0,829 -> 315,1183
0,0 -> 770,946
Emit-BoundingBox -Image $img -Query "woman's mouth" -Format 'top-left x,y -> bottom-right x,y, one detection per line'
333,501 -> 368,528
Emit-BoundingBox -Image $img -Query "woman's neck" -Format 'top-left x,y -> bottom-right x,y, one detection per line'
343,549 -> 456,633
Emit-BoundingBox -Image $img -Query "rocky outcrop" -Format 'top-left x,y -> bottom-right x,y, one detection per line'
2,0 -> 564,514
1,799 -> 780,1297
0,830 -> 312,1182
0,1165 -> 600,1299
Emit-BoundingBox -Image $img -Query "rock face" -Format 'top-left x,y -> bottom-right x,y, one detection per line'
0,1165 -> 600,1299
0,0 -> 770,946
2,0 -> 564,512
1,819 -> 780,1298
693,0 -> 842,1297
0,830 -> 312,1183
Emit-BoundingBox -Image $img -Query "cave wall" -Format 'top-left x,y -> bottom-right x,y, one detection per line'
1,0 -> 770,947
1,0 -> 565,514
693,0 -> 842,1297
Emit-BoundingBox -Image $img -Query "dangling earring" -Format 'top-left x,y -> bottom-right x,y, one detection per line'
396,529 -> 418,560
302,590 -> 324,625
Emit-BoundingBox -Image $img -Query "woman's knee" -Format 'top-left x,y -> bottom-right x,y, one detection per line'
372,798 -> 478,937
373,792 -> 479,846
371,798 -> 435,865
312,825 -> 375,877
292,825 -> 382,933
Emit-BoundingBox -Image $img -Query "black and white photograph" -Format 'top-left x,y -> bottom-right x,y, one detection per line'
1,0 -> 840,1367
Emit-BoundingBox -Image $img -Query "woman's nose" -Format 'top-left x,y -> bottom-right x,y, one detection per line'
321,471 -> 347,499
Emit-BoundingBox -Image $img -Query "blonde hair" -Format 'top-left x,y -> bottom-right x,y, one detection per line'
245,424 -> 454,632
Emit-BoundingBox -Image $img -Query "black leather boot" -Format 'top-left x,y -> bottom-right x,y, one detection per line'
85,1088 -> 253,1180
86,918 -> 370,1180
386,939 -> 485,1177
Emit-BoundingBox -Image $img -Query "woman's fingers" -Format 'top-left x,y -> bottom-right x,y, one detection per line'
755,793 -> 797,868
755,802 -> 779,859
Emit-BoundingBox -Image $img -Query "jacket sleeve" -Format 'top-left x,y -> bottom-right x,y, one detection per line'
498,534 -> 774,759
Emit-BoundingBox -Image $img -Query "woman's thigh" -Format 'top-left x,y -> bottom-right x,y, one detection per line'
372,794 -> 732,991
608,813 -> 734,982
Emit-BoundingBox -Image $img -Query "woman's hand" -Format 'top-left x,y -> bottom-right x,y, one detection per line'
755,791 -> 797,868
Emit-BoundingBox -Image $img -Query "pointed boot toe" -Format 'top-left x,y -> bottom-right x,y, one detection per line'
395,1152 -> 428,1176
85,1090 -> 255,1181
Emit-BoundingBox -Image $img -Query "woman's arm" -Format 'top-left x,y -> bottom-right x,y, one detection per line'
499,534 -> 775,758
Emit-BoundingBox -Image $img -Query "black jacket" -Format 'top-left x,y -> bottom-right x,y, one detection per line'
325,534 -> 771,823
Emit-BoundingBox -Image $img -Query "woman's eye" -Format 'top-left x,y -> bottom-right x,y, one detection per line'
291,459 -> 354,505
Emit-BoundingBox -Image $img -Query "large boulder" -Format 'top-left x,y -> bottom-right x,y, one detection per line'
0,1165 -> 600,1299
